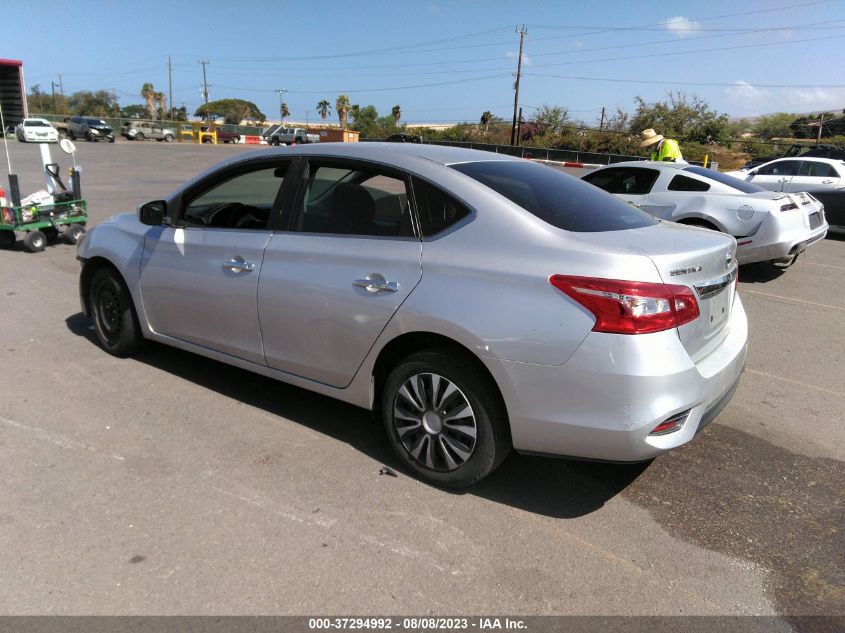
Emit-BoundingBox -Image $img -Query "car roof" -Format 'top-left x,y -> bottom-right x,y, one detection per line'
219,142 -> 522,169
592,161 -> 688,171
758,155 -> 844,166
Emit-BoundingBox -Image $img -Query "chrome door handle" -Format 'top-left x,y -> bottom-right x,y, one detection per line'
822,179 -> 834,184
353,276 -> 399,293
222,257 -> 255,273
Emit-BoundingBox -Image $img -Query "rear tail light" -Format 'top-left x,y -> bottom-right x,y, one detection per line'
549,275 -> 699,335
650,410 -> 690,436
780,202 -> 798,212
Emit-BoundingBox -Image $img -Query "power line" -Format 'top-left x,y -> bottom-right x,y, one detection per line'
526,73 -> 845,89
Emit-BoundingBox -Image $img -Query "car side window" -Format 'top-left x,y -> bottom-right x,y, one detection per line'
798,161 -> 837,178
181,165 -> 286,230
582,168 -> 659,195
411,177 -> 470,237
757,161 -> 801,176
667,175 -> 710,192
292,164 -> 414,237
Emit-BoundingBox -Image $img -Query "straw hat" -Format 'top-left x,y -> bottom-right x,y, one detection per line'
640,128 -> 664,148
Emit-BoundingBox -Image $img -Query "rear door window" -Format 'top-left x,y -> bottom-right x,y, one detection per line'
411,177 -> 470,237
667,175 -> 711,192
453,161 -> 657,232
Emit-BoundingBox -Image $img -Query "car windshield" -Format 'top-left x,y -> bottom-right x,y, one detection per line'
24,120 -> 49,127
451,160 -> 658,232
683,166 -> 765,193
86,118 -> 108,126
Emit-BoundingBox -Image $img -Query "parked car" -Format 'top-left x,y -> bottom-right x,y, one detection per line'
67,116 -> 115,143
385,133 -> 422,143
582,162 -> 828,265
725,157 -> 844,233
200,126 -> 240,144
122,121 -> 176,142
739,143 -> 845,171
77,144 -> 747,487
15,118 -> 59,143
269,127 -> 319,145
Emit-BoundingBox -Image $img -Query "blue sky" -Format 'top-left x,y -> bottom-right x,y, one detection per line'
6,0 -> 845,125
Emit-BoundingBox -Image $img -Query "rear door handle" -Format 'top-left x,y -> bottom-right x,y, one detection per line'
353,274 -> 399,293
821,179 -> 834,184
222,257 -> 255,273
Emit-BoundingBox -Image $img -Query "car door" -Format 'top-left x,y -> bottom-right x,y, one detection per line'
748,159 -> 802,192
139,159 -> 292,365
786,160 -> 843,193
258,160 -> 423,388
582,166 -> 660,212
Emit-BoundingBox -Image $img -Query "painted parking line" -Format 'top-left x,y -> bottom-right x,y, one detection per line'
746,369 -> 844,398
806,261 -> 845,272
740,289 -> 845,312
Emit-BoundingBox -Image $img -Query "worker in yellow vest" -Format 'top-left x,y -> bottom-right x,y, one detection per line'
640,128 -> 684,162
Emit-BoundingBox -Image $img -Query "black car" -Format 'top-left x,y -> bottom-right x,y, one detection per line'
67,116 -> 115,143
385,133 -> 422,143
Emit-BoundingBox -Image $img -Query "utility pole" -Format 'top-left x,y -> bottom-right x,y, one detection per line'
198,59 -> 210,124
51,82 -> 56,113
515,106 -> 524,147
168,56 -> 173,120
276,89 -> 287,124
510,25 -> 527,146
816,112 -> 824,143
599,107 -> 606,131
58,74 -> 64,97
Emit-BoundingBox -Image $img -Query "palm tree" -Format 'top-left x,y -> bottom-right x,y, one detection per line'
480,110 -> 493,133
155,91 -> 167,120
391,105 -> 401,124
316,99 -> 331,122
281,102 -> 290,121
141,83 -> 157,120
336,94 -> 351,129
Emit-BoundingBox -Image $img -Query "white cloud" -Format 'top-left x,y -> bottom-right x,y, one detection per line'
506,51 -> 532,66
427,4 -> 441,13
722,80 -> 845,116
663,16 -> 702,37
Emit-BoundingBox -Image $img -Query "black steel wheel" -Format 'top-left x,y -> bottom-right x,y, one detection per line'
23,230 -> 47,253
135,133 -> 144,141
88,267 -> 145,357
382,349 -> 510,488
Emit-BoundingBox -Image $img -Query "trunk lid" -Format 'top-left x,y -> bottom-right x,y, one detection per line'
573,220 -> 737,360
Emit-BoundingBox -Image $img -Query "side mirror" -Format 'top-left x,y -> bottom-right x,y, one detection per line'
139,200 -> 166,225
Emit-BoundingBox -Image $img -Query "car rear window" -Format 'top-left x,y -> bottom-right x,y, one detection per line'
451,160 -> 657,232
682,166 -> 765,193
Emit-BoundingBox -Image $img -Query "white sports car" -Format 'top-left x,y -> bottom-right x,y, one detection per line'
582,161 -> 828,266
15,118 -> 59,143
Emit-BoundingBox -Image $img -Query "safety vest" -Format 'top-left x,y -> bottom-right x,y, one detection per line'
650,138 -> 683,162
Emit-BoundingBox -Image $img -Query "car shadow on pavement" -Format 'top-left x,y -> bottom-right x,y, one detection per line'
65,312 -> 649,519
738,261 -> 789,284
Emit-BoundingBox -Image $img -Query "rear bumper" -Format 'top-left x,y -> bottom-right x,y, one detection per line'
736,210 -> 828,264
486,294 -> 748,462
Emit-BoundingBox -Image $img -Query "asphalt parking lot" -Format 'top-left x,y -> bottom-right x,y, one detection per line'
0,139 -> 842,629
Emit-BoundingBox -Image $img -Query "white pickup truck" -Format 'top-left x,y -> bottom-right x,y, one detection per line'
269,127 -> 319,145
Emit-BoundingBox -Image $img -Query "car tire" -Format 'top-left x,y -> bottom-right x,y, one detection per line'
0,230 -> 15,249
164,134 -> 173,142
64,224 -> 86,245
89,267 -> 145,357
108,136 -> 115,143
135,133 -> 144,141
381,348 -> 511,488
23,230 -> 47,253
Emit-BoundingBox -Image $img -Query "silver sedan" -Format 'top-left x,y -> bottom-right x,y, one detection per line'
77,144 -> 747,487
583,161 -> 828,266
